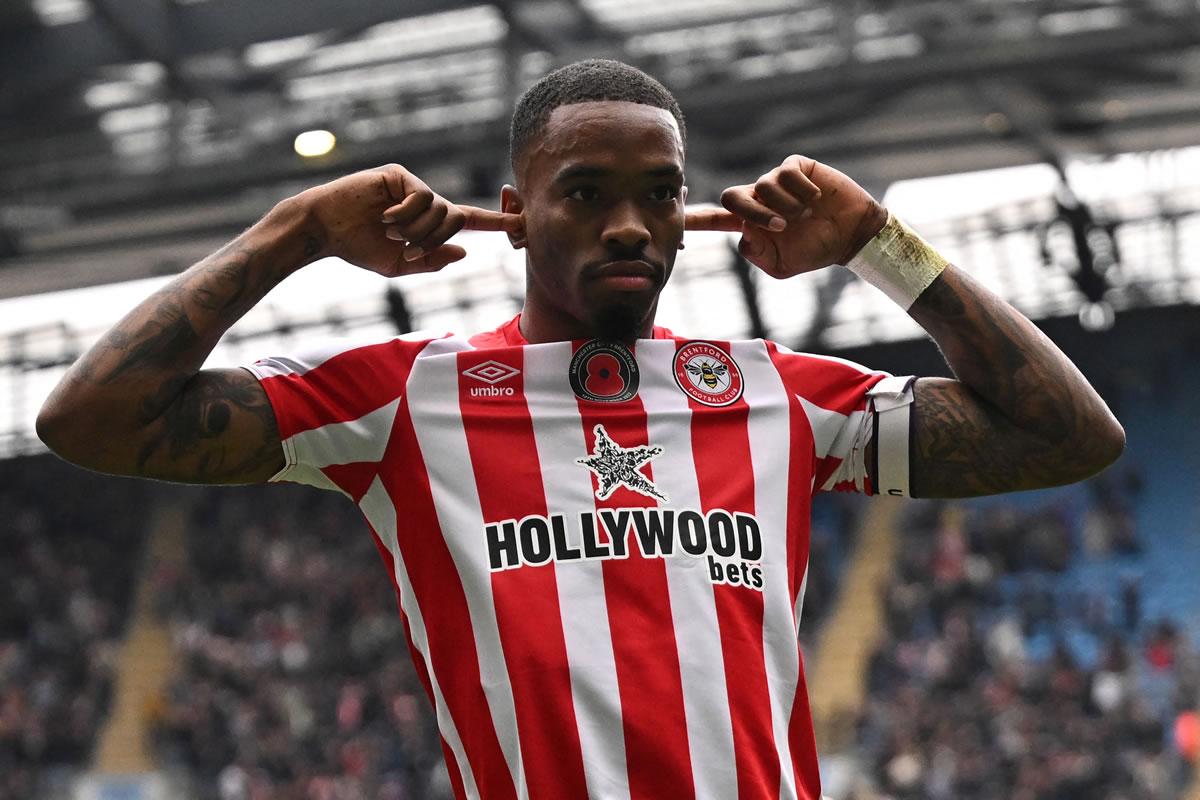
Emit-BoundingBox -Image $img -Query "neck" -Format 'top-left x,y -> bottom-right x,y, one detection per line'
519,293 -> 657,344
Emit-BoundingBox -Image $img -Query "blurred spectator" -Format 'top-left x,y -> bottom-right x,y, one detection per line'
0,456 -> 149,800
1120,574 -> 1142,633
797,493 -> 862,650
153,486 -> 461,799
853,499 -> 1194,800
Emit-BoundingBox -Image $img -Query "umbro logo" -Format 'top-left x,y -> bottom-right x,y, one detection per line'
462,360 -> 520,398
463,360 -> 520,384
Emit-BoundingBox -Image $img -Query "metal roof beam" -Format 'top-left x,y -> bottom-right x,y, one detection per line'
0,0 -> 485,111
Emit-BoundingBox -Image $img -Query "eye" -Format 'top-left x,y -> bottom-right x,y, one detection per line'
567,186 -> 600,202
649,185 -> 680,203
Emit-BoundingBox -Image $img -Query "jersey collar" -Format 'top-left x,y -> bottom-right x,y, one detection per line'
500,313 -> 674,346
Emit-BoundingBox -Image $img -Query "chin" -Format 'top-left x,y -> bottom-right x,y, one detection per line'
590,302 -> 649,342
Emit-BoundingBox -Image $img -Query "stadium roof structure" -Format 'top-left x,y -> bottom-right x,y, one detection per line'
3,0 -> 1200,296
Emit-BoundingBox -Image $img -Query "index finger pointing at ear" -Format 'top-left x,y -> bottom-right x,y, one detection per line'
457,205 -> 523,233
685,208 -> 744,232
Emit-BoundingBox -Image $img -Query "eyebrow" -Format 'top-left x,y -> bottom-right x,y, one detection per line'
552,164 -> 684,184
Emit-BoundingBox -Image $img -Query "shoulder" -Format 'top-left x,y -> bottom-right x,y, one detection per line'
757,339 -> 882,379
247,330 -> 456,381
760,339 -> 870,368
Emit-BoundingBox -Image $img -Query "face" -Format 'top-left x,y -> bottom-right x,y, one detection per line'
504,100 -> 686,343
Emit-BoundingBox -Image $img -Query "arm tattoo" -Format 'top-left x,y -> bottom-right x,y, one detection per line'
907,268 -> 1122,498
135,369 -> 282,483
912,379 -> 1074,497
48,217 -> 308,482
95,296 -> 200,391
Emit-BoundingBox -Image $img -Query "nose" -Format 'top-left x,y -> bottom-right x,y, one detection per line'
602,200 -> 650,252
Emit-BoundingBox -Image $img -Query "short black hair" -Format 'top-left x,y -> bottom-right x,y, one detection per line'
509,59 -> 686,177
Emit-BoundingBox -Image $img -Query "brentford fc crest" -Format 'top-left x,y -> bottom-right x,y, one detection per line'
673,341 -> 744,407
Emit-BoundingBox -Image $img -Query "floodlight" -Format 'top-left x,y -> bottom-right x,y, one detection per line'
294,130 -> 336,158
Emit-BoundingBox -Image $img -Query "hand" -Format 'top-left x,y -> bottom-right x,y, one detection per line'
685,155 -> 888,278
297,164 -> 522,277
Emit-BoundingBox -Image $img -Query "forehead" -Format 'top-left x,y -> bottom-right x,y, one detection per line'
526,100 -> 684,181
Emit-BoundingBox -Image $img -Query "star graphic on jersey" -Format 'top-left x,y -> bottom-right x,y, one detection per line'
576,424 -> 668,502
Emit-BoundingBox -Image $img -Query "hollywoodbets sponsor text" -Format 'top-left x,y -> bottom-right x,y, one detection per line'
484,507 -> 764,591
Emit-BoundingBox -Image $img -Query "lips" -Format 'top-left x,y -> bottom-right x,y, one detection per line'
589,259 -> 662,285
588,259 -> 662,292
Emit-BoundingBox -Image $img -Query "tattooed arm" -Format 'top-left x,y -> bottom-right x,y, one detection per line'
903,267 -> 1124,497
700,153 -> 1124,498
36,165 -> 509,484
37,214 -> 308,484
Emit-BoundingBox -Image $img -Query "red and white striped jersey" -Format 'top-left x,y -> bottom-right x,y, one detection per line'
245,315 -> 893,800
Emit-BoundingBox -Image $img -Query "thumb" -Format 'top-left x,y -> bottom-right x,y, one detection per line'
738,229 -> 766,259
416,244 -> 468,271
738,229 -> 782,276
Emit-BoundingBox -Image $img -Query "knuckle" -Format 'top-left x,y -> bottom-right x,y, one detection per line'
414,215 -> 446,241
427,226 -> 456,249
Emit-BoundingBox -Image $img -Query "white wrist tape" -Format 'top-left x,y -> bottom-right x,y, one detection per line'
868,375 -> 916,498
844,212 -> 949,309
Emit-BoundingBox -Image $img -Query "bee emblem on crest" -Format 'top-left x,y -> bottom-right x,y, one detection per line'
685,360 -> 728,391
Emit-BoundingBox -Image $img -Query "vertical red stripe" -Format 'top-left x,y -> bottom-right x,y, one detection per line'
677,338 -> 780,799
369,531 -> 470,800
788,654 -> 822,800
402,614 -> 469,800
574,343 -> 694,800
766,342 -> 822,798
457,349 -> 590,799
377,395 -> 519,800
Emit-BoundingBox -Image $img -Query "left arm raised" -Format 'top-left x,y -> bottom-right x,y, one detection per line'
690,154 -> 1125,498
905,265 -> 1123,497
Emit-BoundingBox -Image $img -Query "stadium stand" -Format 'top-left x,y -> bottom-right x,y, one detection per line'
801,493 -> 865,650
847,487 -> 1198,800
150,485 -> 454,799
0,456 -> 149,800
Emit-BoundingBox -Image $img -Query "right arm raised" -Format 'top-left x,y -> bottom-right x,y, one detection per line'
37,202 -> 309,483
36,165 -> 514,484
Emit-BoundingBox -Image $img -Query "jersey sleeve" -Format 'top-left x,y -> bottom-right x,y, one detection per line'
765,342 -> 914,496
242,334 -> 435,494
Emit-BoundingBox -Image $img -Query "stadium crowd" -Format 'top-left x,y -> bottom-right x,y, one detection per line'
7,448 -> 1192,800
849,478 -> 1198,800
148,485 -> 857,800
0,456 -> 149,800
151,486 -> 452,800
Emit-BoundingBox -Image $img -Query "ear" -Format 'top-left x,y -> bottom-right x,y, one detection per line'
500,185 -> 527,250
